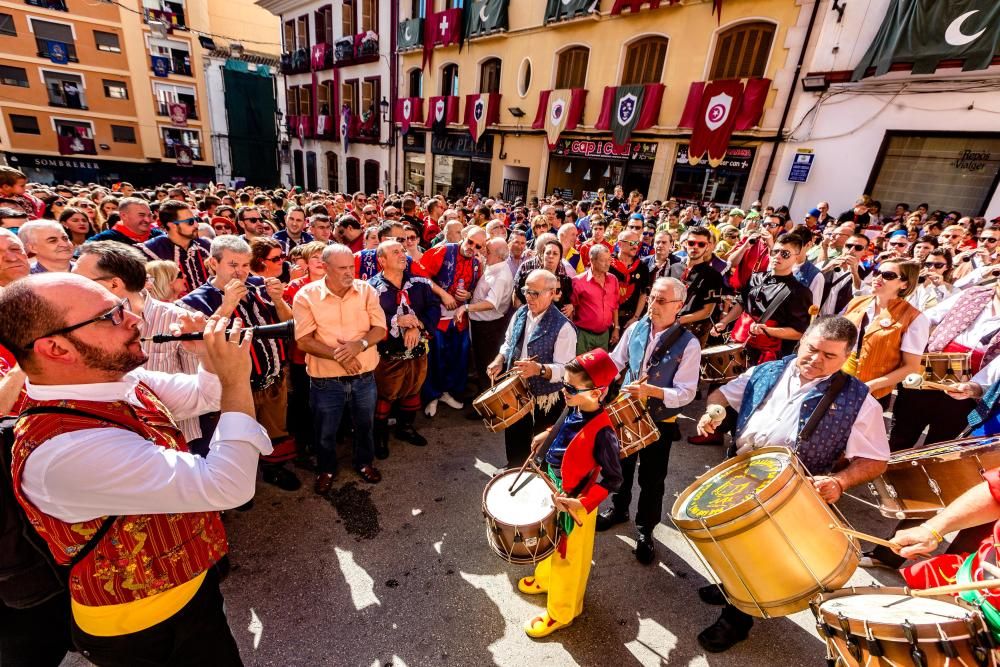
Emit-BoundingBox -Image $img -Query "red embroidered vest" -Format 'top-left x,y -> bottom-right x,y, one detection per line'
10,382 -> 228,606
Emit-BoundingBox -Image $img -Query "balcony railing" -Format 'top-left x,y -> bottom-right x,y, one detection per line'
280,47 -> 310,74
335,32 -> 379,66
49,98 -> 88,110
26,0 -> 68,10
157,101 -> 198,120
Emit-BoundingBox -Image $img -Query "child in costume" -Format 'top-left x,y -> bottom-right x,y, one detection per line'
517,348 -> 623,638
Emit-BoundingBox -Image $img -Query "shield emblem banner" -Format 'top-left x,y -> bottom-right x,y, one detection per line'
435,99 -> 446,122
704,92 -> 733,132
616,93 -> 638,126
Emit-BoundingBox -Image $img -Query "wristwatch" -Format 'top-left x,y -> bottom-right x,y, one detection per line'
360,339 -> 369,351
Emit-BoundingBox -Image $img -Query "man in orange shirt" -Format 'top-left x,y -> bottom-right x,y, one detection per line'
292,244 -> 388,492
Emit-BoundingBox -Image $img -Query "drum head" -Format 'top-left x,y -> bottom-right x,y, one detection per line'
703,343 -> 742,355
820,593 -> 970,625
484,471 -> 554,525
677,451 -> 789,520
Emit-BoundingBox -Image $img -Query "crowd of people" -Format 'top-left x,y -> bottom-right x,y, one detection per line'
4,160 -> 1000,664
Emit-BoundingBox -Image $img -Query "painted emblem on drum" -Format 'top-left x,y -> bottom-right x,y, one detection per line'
683,454 -> 784,519
524,537 -> 538,547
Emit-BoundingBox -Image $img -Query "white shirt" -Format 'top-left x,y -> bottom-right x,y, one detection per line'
609,321 -> 701,407
972,353 -> 1000,387
907,282 -> 957,311
719,362 -> 890,461
469,261 -> 514,322
955,264 -> 1000,290
21,368 -> 272,524
498,308 -> 577,382
860,299 -> 930,355
926,292 -> 1000,349
140,295 -> 202,442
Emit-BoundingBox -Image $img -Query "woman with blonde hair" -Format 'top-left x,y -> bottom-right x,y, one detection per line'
145,260 -> 187,301
67,196 -> 100,233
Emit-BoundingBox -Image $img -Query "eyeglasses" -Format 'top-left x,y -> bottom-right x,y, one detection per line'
627,225 -> 643,231
523,288 -> 552,298
78,203 -> 96,209
54,200 -> 66,206
173,216 -> 200,225
622,240 -> 640,247
25,298 -> 131,350
466,240 -> 484,251
923,261 -> 947,269
889,241 -> 909,247
770,248 -> 793,259
242,216 -> 262,222
764,222 -> 781,228
979,237 -> 1000,244
404,234 -> 418,242
686,240 -> 707,249
647,296 -> 682,306
493,208 -> 507,214
264,255 -> 284,264
872,269 -> 901,281
213,225 -> 231,232
642,231 -> 654,237
845,243 -> 867,251
561,382 -> 593,396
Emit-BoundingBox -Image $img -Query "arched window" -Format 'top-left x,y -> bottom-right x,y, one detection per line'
621,36 -> 668,85
326,152 -> 339,191
479,57 -> 501,94
555,46 -> 589,89
441,63 -> 459,96
407,68 -> 422,98
710,22 -> 775,80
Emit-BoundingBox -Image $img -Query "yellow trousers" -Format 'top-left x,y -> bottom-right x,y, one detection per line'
531,508 -> 598,624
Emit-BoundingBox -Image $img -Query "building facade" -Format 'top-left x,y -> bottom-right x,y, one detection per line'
393,0 -> 812,206
0,0 -> 280,186
256,0 -> 394,193
767,0 -> 1000,220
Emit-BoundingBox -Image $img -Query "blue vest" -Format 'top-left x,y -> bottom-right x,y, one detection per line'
504,305 -> 570,397
626,318 -> 694,421
968,380 -> 1000,436
735,355 -> 870,474
794,261 -> 820,290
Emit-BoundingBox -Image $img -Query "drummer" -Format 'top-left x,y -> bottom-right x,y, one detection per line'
668,227 -> 724,343
487,269 -> 577,467
517,348 -> 623,638
597,277 -> 700,565
693,315 -> 890,653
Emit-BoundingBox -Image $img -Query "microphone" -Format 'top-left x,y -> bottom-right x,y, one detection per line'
141,320 -> 295,344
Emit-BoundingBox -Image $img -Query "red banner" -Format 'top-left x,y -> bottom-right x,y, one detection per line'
168,102 -> 188,127
395,97 -> 424,134
732,78 -> 770,130
688,79 -> 743,167
532,88 -> 587,149
677,81 -> 705,128
425,95 -> 460,130
465,92 -> 501,143
57,134 -> 96,156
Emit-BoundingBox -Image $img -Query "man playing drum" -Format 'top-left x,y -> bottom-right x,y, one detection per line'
487,270 -> 577,467
693,316 -> 890,652
668,227 -> 724,345
597,277 -> 700,565
517,349 -> 623,638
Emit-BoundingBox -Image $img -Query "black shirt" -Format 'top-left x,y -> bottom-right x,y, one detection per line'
836,209 -> 873,230
401,213 -> 424,240
668,261 -> 724,318
738,272 -> 813,355
610,257 -> 650,322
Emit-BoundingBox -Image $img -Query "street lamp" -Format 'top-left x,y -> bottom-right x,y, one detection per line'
380,96 -> 390,122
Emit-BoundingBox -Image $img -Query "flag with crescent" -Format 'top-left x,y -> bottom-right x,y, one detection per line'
463,0 -> 509,41
395,97 -> 424,135
544,0 -> 597,23
594,83 -> 664,148
532,89 -> 587,149
464,92 -> 500,143
852,0 -> 1000,80
687,79 -> 743,167
397,17 -> 423,50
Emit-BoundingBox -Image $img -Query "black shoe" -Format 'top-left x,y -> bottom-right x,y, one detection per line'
697,608 -> 753,653
698,584 -> 727,606
396,425 -> 428,447
374,443 -> 390,460
374,420 -> 390,460
635,533 -> 656,565
262,465 -> 301,491
595,507 -> 629,532
235,499 -> 255,512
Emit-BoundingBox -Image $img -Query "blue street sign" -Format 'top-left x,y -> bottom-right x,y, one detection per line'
787,150 -> 815,183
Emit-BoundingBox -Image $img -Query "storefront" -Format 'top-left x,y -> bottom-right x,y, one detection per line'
669,144 -> 757,207
430,132 -> 493,199
866,132 -> 1000,216
402,131 -> 427,194
545,138 -> 657,200
4,152 -> 215,187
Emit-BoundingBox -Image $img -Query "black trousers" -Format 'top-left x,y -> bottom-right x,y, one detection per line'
503,396 -> 565,468
287,362 -> 314,455
71,566 -> 242,667
610,421 -> 679,536
889,388 -> 975,452
470,318 -> 509,396
0,591 -> 72,667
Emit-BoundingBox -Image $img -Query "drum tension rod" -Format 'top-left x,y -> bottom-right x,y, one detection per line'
862,621 -> 883,658
935,624 -> 959,660
903,621 -> 927,667
837,613 -> 862,663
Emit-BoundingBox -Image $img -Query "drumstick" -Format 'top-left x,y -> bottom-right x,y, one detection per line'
507,455 -> 534,494
911,578 -> 1000,598
983,561 -> 1000,579
529,460 -> 584,528
902,373 -> 955,392
828,524 -> 900,551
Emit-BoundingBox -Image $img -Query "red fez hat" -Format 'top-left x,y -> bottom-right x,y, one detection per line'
574,348 -> 619,388
210,216 -> 237,233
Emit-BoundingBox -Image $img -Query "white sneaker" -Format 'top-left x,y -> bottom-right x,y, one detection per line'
424,400 -> 438,418
440,392 -> 464,410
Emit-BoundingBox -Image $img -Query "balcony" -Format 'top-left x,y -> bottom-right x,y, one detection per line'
287,115 -> 315,140
335,32 -> 379,66
151,55 -> 192,77
143,6 -> 186,31
280,47 -> 309,74
26,0 -> 68,10
49,99 -> 88,111
163,141 -> 202,161
157,101 -> 198,121
35,38 -> 78,63
348,110 -> 379,143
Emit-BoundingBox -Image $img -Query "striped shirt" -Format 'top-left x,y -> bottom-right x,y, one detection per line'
140,236 -> 211,296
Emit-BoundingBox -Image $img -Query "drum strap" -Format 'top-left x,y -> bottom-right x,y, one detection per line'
532,408 -> 570,465
755,282 -> 791,326
798,371 -> 850,443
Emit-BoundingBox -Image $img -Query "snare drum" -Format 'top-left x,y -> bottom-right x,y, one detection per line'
700,343 -> 747,384
482,469 -> 558,565
920,352 -> 971,387
473,372 -> 534,433
671,447 -> 859,618
810,586 -> 995,667
606,394 -> 659,458
868,436 -> 1000,519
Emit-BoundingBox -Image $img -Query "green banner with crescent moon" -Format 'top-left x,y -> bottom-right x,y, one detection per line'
464,0 -> 508,39
397,18 -> 423,50
853,0 -> 1000,80
544,0 -> 597,23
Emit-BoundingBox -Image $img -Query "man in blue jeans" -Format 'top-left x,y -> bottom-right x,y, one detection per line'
292,244 -> 387,492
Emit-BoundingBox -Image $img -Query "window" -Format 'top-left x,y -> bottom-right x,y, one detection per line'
479,57 -> 501,94
0,65 -> 28,88
327,152 -> 339,191
314,6 -> 333,45
26,0 -> 67,10
341,79 -> 358,115
161,127 -> 202,160
94,30 -> 121,53
298,85 -> 311,117
317,81 -> 332,115
517,58 -> 531,96
10,114 -> 39,134
296,15 -> 308,50
621,36 -> 668,85
0,13 -> 16,37
103,79 -> 128,100
154,83 -> 197,119
410,0 -> 424,19
149,39 -> 191,76
441,63 -> 458,96
360,0 -> 377,32
31,19 -> 77,62
283,19 -> 295,50
55,119 -> 93,139
407,69 -> 422,98
342,0 -> 356,37
361,78 -> 379,116
556,47 -> 588,89
112,125 -> 136,143
44,71 -> 86,109
710,22 -> 775,80
286,86 -> 298,116
346,157 -> 360,193
364,159 -> 379,193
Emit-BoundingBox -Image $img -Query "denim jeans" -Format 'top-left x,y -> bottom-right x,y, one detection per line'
310,373 -> 376,473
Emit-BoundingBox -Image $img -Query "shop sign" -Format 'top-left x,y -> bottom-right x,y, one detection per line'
552,187 -> 574,200
954,149 -> 991,173
6,153 -> 100,170
403,130 -> 427,153
431,132 -> 494,158
552,138 -> 657,161
675,144 -> 755,172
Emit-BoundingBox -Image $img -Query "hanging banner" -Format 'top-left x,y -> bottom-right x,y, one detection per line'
532,89 -> 587,149
46,40 -> 69,64
175,145 -> 193,166
151,56 -> 170,78
688,79 -> 743,167
168,102 -> 188,127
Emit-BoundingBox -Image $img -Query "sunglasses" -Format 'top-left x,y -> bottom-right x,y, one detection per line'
764,222 -> 781,228
889,241 -> 909,247
404,235 -> 418,242
627,226 -> 643,231
642,231 -> 654,237
561,382 -> 594,396
264,255 -> 284,264
214,225 -> 231,232
242,216 -> 262,222
770,249 -> 793,259
686,240 -> 707,249
173,216 -> 200,225
523,288 -> 552,298
78,203 -> 96,209
25,298 -> 131,350
493,208 -> 507,214
647,296 -> 682,306
873,269 -> 901,281
466,240 -> 484,251
979,237 -> 999,244
845,243 -> 866,251
923,261 -> 947,269
54,200 -> 66,206
622,240 -> 640,247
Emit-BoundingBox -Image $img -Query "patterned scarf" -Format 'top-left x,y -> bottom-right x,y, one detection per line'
926,287 -> 1000,370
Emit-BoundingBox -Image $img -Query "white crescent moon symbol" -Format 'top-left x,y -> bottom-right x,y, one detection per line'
404,25 -> 411,40
479,2 -> 489,23
945,10 -> 986,47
